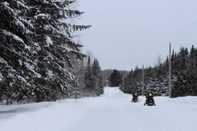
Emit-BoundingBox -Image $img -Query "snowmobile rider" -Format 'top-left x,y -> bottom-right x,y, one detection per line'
132,91 -> 138,98
131,91 -> 138,102
144,90 -> 156,106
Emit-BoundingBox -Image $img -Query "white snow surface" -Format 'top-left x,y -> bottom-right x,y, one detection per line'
0,87 -> 197,131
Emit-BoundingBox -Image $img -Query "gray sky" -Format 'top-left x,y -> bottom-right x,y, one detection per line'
78,0 -> 197,71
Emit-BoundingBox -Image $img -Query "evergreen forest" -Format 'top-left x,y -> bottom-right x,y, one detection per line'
0,0 -> 104,105
0,0 -> 196,106
119,45 -> 197,98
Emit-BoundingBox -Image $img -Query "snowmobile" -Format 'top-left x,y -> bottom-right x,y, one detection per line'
131,96 -> 138,103
144,98 -> 155,106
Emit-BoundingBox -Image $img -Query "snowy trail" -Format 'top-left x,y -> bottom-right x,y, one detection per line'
0,87 -> 197,131
69,88 -> 197,131
69,90 -> 151,131
70,89 -> 139,131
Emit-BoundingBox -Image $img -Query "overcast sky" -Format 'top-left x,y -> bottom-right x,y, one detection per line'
77,0 -> 197,71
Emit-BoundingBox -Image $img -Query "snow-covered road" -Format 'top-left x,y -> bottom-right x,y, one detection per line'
0,87 -> 197,131
70,88 -> 197,131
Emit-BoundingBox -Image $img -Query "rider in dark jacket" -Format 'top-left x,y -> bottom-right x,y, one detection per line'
132,92 -> 138,97
131,91 -> 138,102
144,90 -> 156,106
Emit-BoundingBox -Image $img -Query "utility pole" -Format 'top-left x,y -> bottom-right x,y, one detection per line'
169,43 -> 172,98
142,65 -> 144,96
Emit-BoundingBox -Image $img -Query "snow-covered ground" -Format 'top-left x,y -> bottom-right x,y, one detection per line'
0,87 -> 197,131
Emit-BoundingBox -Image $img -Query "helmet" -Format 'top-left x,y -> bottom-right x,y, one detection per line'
149,93 -> 152,97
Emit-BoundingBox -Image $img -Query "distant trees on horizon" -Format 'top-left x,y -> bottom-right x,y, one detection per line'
108,69 -> 122,87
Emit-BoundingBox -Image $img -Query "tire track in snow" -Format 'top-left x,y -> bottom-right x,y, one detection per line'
113,100 -> 146,131
114,97 -> 161,131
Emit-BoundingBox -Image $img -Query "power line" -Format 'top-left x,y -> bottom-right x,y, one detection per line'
171,18 -> 197,42
126,45 -> 197,83
145,18 -> 197,72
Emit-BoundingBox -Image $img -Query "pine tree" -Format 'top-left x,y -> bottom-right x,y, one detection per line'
24,0 -> 90,101
189,45 -> 197,73
176,47 -> 188,72
109,69 -> 122,87
0,1 -> 37,104
84,56 -> 94,91
172,72 -> 187,97
92,59 -> 103,96
0,0 -> 91,103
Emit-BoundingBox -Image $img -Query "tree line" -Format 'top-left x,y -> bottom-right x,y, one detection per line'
108,45 -> 197,98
